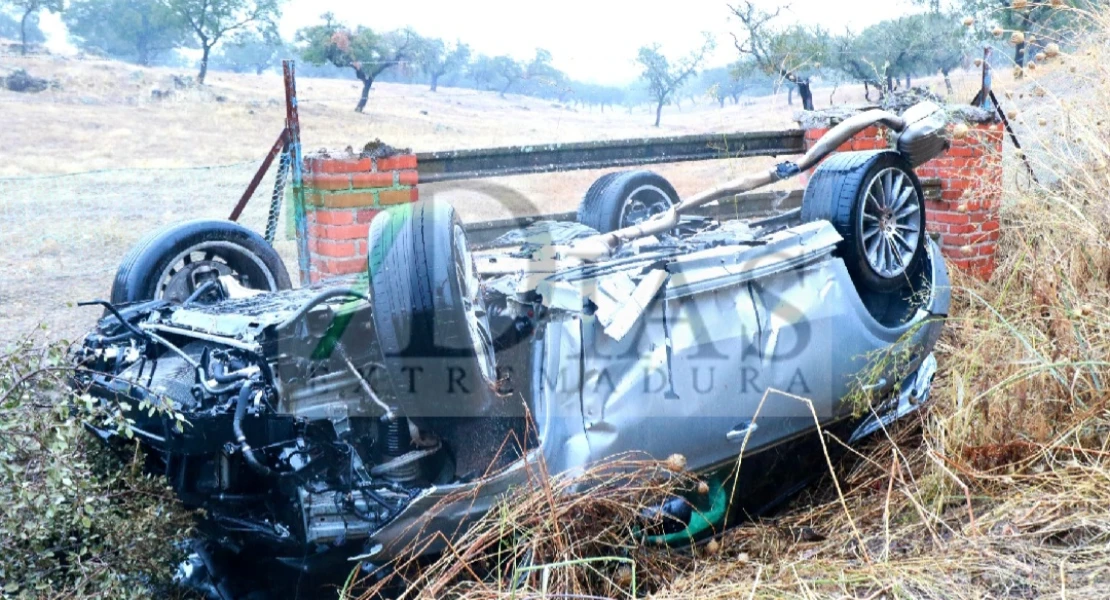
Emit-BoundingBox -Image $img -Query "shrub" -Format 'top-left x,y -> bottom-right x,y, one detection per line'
0,337 -> 193,599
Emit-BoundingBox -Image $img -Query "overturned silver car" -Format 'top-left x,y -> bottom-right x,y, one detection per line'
72,103 -> 951,597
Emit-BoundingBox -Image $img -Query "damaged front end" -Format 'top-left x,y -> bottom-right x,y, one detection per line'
70,285 -> 504,593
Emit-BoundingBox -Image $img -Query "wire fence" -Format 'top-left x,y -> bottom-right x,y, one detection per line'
0,160 -> 298,342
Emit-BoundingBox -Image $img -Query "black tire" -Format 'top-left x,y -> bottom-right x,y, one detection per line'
366,199 -> 499,420
110,219 -> 291,304
801,151 -> 926,293
576,170 -> 680,234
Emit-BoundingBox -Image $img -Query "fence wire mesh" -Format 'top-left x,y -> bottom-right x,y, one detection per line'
0,161 -> 298,341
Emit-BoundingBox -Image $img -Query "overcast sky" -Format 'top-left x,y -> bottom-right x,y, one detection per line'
279,0 -> 922,84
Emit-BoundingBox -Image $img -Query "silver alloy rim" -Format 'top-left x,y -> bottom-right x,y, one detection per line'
156,241 -> 276,302
618,184 -> 674,228
860,167 -> 921,279
453,225 -> 496,382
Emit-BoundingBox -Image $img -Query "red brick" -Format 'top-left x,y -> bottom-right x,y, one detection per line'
978,230 -> 1001,243
352,172 -> 395,188
398,170 -> 419,185
925,200 -> 953,213
981,219 -> 1000,232
946,222 -> 977,234
304,191 -> 325,207
326,256 -> 368,275
319,192 -> 377,209
410,187 -> 419,201
318,223 -> 370,240
942,234 -> 972,247
946,179 -> 971,192
947,145 -> 974,158
314,239 -> 356,257
309,157 -> 372,174
308,173 -> 352,191
805,128 -> 829,142
357,209 -> 381,223
377,155 -> 418,171
379,189 -> 416,205
309,209 -> 355,225
933,211 -> 970,225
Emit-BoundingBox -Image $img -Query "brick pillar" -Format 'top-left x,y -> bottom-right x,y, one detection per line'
797,114 -> 1002,279
916,125 -> 1003,280
301,153 -> 419,283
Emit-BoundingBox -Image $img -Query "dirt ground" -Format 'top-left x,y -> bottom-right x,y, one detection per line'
0,49 -> 1012,341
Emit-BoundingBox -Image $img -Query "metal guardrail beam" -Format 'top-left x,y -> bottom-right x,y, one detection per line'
418,129 -> 806,183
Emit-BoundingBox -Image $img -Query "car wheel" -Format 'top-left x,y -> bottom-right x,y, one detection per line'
110,219 -> 292,304
367,199 -> 498,418
801,151 -> 926,293
576,170 -> 680,233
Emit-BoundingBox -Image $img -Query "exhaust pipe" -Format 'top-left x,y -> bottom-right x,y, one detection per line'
565,103 -> 948,261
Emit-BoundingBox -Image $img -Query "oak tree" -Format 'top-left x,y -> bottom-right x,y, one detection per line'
636,34 -> 716,126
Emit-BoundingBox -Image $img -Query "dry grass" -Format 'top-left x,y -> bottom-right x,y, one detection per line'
334,8 -> 1110,599
0,50 -> 993,178
7,21 -> 1109,597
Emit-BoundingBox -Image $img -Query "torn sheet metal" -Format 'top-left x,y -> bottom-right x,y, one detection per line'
589,269 -> 669,342
537,278 -> 595,311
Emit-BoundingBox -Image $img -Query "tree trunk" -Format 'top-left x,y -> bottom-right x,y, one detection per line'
797,80 -> 814,111
653,99 -> 664,127
905,73 -> 911,88
430,73 -> 440,92
197,44 -> 212,85
137,14 -> 151,66
500,80 -> 513,98
942,69 -> 953,95
787,85 -> 794,106
355,77 -> 373,112
863,81 -> 872,102
20,9 -> 30,56
1014,41 -> 1026,68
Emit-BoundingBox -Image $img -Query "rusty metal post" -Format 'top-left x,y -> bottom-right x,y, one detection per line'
284,59 -> 310,286
229,129 -> 287,222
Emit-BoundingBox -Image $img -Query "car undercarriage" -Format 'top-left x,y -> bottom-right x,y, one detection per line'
70,101 -> 954,598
